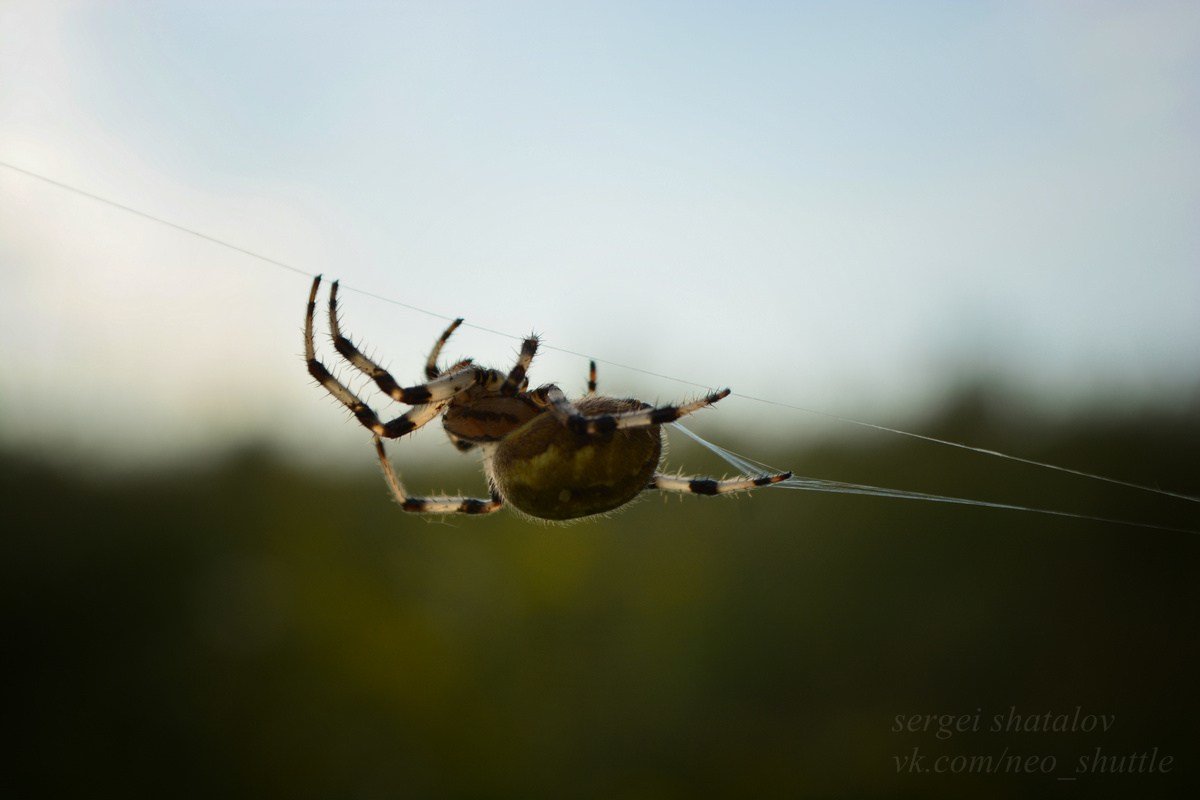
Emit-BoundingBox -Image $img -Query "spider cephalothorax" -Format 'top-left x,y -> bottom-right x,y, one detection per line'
305,276 -> 789,521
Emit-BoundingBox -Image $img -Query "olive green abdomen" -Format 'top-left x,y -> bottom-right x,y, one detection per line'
489,397 -> 662,521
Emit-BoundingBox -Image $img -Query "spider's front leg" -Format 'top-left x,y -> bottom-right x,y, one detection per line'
533,385 -> 731,434
498,335 -> 539,396
374,438 -> 503,515
425,317 -> 467,379
305,276 -> 456,438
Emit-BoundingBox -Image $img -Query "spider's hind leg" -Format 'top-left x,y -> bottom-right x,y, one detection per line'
649,471 -> 792,496
374,437 -> 503,515
326,280 -> 482,404
305,276 -> 454,439
534,385 -> 731,434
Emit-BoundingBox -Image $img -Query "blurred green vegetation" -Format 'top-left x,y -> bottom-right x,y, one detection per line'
3,391 -> 1198,799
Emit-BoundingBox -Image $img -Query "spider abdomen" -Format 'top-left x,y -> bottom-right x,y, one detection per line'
489,397 -> 662,521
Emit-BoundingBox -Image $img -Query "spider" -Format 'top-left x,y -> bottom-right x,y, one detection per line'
304,275 -> 791,521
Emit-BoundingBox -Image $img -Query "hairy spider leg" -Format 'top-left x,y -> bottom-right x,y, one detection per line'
649,471 -> 792,495
498,335 -> 539,396
387,311 -> 471,434
356,289 -> 471,422
374,437 -> 503,515
405,317 -> 476,434
425,317 -> 466,379
325,278 -> 482,405
305,276 -> 458,438
534,385 -> 732,435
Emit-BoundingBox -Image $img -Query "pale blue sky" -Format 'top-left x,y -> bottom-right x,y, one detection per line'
2,1 -> 1198,467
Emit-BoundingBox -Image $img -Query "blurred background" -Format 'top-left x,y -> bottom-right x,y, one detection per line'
2,2 -> 1198,797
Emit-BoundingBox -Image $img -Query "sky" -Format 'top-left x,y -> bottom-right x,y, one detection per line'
2,1 -> 1198,469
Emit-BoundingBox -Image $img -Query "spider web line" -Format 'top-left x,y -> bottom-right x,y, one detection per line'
670,424 -> 1199,535
3,159 -> 1197,508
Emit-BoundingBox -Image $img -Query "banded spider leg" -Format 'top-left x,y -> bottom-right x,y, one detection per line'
532,385 -> 791,496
